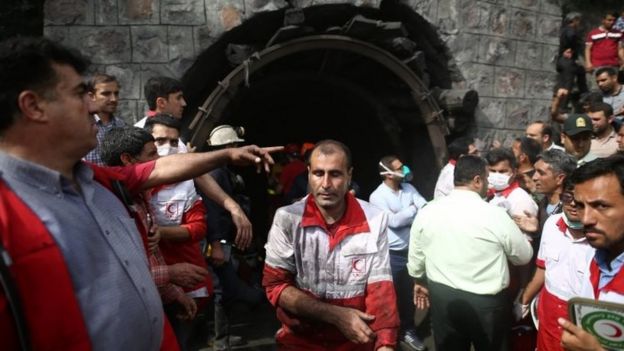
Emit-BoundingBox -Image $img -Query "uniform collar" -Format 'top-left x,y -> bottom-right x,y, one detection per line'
301,192 -> 371,250
590,250 -> 624,297
496,180 -> 521,198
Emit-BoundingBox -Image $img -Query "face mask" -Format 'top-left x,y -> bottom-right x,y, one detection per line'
563,212 -> 584,230
156,144 -> 178,156
379,162 -> 414,182
488,172 -> 511,191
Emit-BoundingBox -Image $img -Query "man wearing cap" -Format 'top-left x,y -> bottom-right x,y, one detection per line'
588,102 -> 618,158
369,155 -> 427,351
561,113 -> 598,166
203,124 -> 260,351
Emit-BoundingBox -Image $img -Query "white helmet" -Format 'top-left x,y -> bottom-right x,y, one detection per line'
207,125 -> 245,146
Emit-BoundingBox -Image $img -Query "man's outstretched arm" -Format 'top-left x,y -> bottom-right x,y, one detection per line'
141,145 -> 282,191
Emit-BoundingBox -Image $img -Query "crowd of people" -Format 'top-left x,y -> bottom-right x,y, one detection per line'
1,8 -> 624,351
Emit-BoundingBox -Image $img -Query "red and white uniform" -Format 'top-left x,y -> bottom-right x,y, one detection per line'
580,254 -> 624,304
263,193 -> 399,350
585,27 -> 623,68
489,181 -> 538,219
535,214 -> 594,350
151,180 -> 211,297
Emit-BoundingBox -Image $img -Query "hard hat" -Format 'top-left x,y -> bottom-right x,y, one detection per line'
208,125 -> 245,146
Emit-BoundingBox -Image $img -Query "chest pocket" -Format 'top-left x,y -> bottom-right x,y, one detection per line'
543,243 -> 560,263
338,235 -> 378,286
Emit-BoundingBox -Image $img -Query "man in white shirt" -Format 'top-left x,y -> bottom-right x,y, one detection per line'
369,155 -> 427,350
525,121 -> 564,152
434,136 -> 478,199
408,155 -> 533,351
135,76 -> 187,129
485,148 -> 538,222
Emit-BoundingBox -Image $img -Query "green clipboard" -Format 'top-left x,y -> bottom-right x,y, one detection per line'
569,297 -> 624,350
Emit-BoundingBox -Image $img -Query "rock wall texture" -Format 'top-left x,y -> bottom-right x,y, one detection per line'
44,0 -> 562,145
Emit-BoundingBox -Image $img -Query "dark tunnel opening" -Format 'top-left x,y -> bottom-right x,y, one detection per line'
180,1 -> 466,240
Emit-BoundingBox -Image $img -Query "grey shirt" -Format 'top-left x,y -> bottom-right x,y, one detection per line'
0,152 -> 163,351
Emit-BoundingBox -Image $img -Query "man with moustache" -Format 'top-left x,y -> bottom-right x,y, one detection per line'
519,179 -> 594,350
0,37 -> 278,350
558,155 -> 624,350
84,73 -> 125,165
263,140 -> 399,351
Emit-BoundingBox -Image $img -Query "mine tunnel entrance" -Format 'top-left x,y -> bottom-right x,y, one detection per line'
181,1 -> 475,238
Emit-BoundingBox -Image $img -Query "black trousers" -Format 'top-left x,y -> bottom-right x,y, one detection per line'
428,280 -> 511,351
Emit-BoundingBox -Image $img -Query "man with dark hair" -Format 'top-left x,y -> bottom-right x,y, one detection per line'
526,120 -> 564,152
100,126 -> 209,324
434,136 -> 478,199
561,113 -> 598,166
0,36 -> 278,350
486,148 -> 537,223
135,76 -> 186,128
588,102 -> 618,157
84,73 -> 125,165
558,155 -> 624,350
408,155 -> 532,351
512,137 -> 542,193
519,177 -> 593,350
595,66 -> 624,117
555,12 -> 587,111
263,140 -> 399,351
617,120 -> 624,152
584,12 -> 623,75
370,155 -> 427,351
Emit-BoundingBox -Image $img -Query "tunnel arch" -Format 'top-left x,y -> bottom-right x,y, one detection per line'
181,2 -> 460,200
187,34 -> 448,196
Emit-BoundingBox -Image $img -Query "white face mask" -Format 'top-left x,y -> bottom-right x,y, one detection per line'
488,172 -> 511,191
156,144 -> 178,156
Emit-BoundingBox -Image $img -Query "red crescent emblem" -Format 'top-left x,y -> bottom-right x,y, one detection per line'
352,258 -> 364,273
166,203 -> 177,215
601,322 -> 624,338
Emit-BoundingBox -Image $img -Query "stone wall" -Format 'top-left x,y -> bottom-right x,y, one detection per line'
43,0 -> 562,144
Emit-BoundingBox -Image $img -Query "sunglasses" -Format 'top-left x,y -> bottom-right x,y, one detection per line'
561,192 -> 575,204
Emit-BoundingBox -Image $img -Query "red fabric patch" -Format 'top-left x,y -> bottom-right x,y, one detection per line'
590,257 -> 624,298
499,180 -> 521,198
556,217 -> 568,235
0,180 -> 92,350
300,193 -> 371,251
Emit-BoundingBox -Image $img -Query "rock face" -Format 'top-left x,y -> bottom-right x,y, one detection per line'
43,0 -> 561,143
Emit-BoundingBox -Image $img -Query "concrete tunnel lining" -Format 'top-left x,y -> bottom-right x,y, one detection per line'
186,34 -> 449,199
